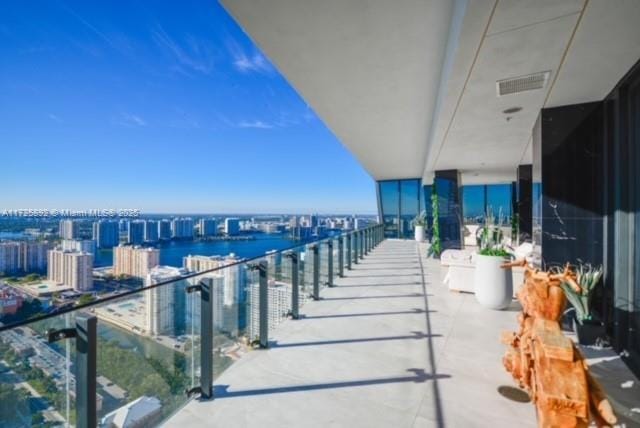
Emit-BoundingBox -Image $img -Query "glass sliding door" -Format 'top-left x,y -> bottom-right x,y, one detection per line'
399,180 -> 420,239
378,181 -> 400,238
423,185 -> 433,240
434,173 -> 462,250
462,185 -> 485,225
486,184 -> 512,223
377,179 -> 422,239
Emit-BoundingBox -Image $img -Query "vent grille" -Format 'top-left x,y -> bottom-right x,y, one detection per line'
496,71 -> 550,96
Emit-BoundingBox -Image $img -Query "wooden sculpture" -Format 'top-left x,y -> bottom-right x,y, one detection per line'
500,260 -> 617,427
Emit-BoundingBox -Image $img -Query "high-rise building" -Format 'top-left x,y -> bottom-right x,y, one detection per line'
93,220 -> 119,249
0,241 -> 49,274
198,218 -> 217,237
145,266 -> 186,336
0,242 -> 20,275
47,249 -> 93,291
171,218 -> 194,239
343,218 -> 353,230
113,246 -> 160,279
58,220 -> 80,240
247,280 -> 305,340
144,220 -> 159,242
224,218 -> 240,236
265,250 -> 282,280
183,254 -> 246,334
127,221 -> 145,245
354,218 -> 369,230
61,239 -> 96,254
18,241 -> 49,273
158,220 -> 172,240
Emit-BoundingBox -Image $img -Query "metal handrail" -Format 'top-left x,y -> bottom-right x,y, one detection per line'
0,224 -> 383,333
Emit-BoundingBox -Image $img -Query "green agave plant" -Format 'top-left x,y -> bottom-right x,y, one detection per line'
411,210 -> 428,228
477,207 -> 509,258
559,264 -> 604,324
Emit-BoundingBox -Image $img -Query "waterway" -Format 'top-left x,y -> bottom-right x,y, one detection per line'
93,233 -> 313,267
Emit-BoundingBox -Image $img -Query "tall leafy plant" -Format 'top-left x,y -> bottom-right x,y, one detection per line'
478,207 -> 510,257
428,186 -> 441,257
560,264 -> 603,324
411,210 -> 427,228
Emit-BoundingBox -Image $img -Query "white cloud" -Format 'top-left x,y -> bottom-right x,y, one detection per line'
227,38 -> 273,75
237,120 -> 274,129
48,113 -> 62,123
152,26 -> 215,75
119,113 -> 147,127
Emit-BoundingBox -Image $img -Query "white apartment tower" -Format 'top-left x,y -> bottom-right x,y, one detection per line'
61,239 -> 96,254
59,220 -> 80,240
47,249 -> 93,291
247,280 -> 296,340
113,246 -> 160,279
145,266 -> 185,336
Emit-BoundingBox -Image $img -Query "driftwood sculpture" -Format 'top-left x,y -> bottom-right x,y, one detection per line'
500,260 -> 617,427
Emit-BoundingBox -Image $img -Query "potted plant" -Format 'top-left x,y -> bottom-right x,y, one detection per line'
474,209 -> 513,310
559,264 -> 605,345
411,210 -> 427,242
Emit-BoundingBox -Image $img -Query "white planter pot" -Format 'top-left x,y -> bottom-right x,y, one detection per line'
414,225 -> 425,242
474,254 -> 512,310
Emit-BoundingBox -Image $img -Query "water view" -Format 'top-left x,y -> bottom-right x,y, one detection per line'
93,233 -> 312,267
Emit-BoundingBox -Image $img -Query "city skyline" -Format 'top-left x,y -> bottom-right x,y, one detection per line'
0,1 -> 376,214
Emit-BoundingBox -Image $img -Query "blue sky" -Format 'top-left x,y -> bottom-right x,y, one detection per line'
0,0 -> 376,214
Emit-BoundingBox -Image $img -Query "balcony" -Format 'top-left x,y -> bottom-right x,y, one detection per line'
2,226 -> 639,427
166,238 -> 536,427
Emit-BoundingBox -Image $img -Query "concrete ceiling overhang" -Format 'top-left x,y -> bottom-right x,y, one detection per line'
423,0 -> 640,185
221,0 -> 640,185
220,0 -> 457,181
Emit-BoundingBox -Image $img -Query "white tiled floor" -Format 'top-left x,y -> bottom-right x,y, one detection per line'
165,239 -> 536,427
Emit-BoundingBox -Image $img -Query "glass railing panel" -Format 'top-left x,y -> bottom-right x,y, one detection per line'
209,265 -> 249,379
292,249 -> 311,310
302,245 -> 315,300
265,254 -> 292,334
265,250 -> 282,283
93,277 -> 199,426
332,237 -> 341,276
319,239 -> 329,289
0,311 -> 76,426
0,226 -> 383,427
245,258 -> 266,343
280,251 -> 293,285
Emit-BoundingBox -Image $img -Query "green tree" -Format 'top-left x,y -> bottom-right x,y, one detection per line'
77,294 -> 95,306
31,412 -> 45,425
23,273 -> 42,283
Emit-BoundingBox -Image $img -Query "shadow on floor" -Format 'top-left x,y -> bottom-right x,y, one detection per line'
344,273 -> 424,279
335,282 -> 422,288
350,266 -> 422,271
270,331 -> 439,348
212,369 -> 451,399
300,308 -> 434,320
320,293 -> 424,301
415,241 -> 447,427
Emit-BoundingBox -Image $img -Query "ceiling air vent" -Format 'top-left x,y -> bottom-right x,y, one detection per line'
496,71 -> 550,97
